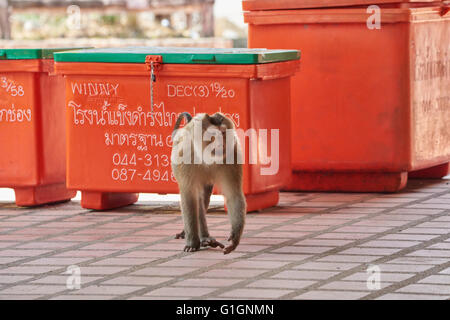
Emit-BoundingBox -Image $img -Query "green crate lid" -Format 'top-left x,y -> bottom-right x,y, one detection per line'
53,47 -> 301,64
0,48 -> 90,60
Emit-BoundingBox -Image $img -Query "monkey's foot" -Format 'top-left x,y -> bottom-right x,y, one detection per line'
183,239 -> 200,252
183,244 -> 200,252
223,236 -> 239,255
175,230 -> 185,239
201,237 -> 225,249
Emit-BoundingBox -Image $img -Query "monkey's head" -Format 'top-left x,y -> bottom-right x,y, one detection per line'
196,112 -> 234,133
190,113 -> 236,161
172,112 -> 240,166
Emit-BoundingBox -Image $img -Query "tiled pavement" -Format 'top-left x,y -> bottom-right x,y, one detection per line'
0,178 -> 449,300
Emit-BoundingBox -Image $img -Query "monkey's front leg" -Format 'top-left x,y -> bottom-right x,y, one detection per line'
199,185 -> 224,249
222,178 -> 246,255
180,190 -> 201,252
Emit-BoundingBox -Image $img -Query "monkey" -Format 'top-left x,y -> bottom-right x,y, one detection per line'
171,112 -> 246,254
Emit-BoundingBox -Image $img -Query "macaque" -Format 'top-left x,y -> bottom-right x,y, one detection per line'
171,112 -> 246,254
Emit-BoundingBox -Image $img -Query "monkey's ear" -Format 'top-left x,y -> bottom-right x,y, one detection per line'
184,112 -> 193,123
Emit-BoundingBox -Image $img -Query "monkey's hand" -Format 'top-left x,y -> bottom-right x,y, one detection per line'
223,235 -> 239,255
175,230 -> 185,239
201,237 -> 225,249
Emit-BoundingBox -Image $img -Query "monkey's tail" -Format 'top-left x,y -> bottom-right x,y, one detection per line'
172,112 -> 192,139
173,112 -> 192,131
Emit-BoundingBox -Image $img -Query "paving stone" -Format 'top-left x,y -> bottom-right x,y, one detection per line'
15,242 -> 80,249
0,257 -> 23,264
396,284 -> 450,295
380,234 -> 438,241
358,240 -> 421,248
0,285 -> 66,295
293,239 -> 353,247
117,250 -> 177,259
220,288 -> 292,299
319,281 -> 393,291
294,290 -> 368,300
198,269 -> 268,279
391,208 -> 443,215
418,274 -> 450,284
406,250 -> 450,258
252,231 -> 310,238
145,287 -> 216,297
61,266 -> 129,276
0,249 -> 51,257
377,264 -> 433,273
439,267 -> 450,275
90,258 -> 158,266
376,293 -> 448,300
130,267 -> 196,277
316,233 -> 374,240
68,285 -> 144,295
388,257 -> 449,265
129,295 -> 190,300
349,202 -> 399,208
0,275 -> 33,284
427,242 -> 450,250
23,257 -> 91,266
0,266 -> 62,274
54,250 -> 115,258
340,247 -> 403,256
273,270 -> 340,280
293,262 -> 360,271
157,259 -> 220,268
317,255 -> 382,263
334,226 -> 392,233
50,295 -> 115,300
343,272 -> 415,282
247,279 -> 315,290
272,246 -> 334,254
275,225 -> 329,232
0,294 -> 42,300
250,253 -> 311,262
32,275 -> 101,285
352,220 -> 408,227
227,260 -> 291,269
101,276 -> 172,286
173,278 -> 242,287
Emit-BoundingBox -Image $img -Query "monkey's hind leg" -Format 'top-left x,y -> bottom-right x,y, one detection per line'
199,185 -> 224,249
180,189 -> 201,252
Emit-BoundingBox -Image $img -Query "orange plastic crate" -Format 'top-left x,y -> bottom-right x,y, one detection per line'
54,47 -> 300,211
0,49 -> 77,206
245,5 -> 450,192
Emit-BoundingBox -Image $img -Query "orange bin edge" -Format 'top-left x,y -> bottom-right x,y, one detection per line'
242,0 -> 445,11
